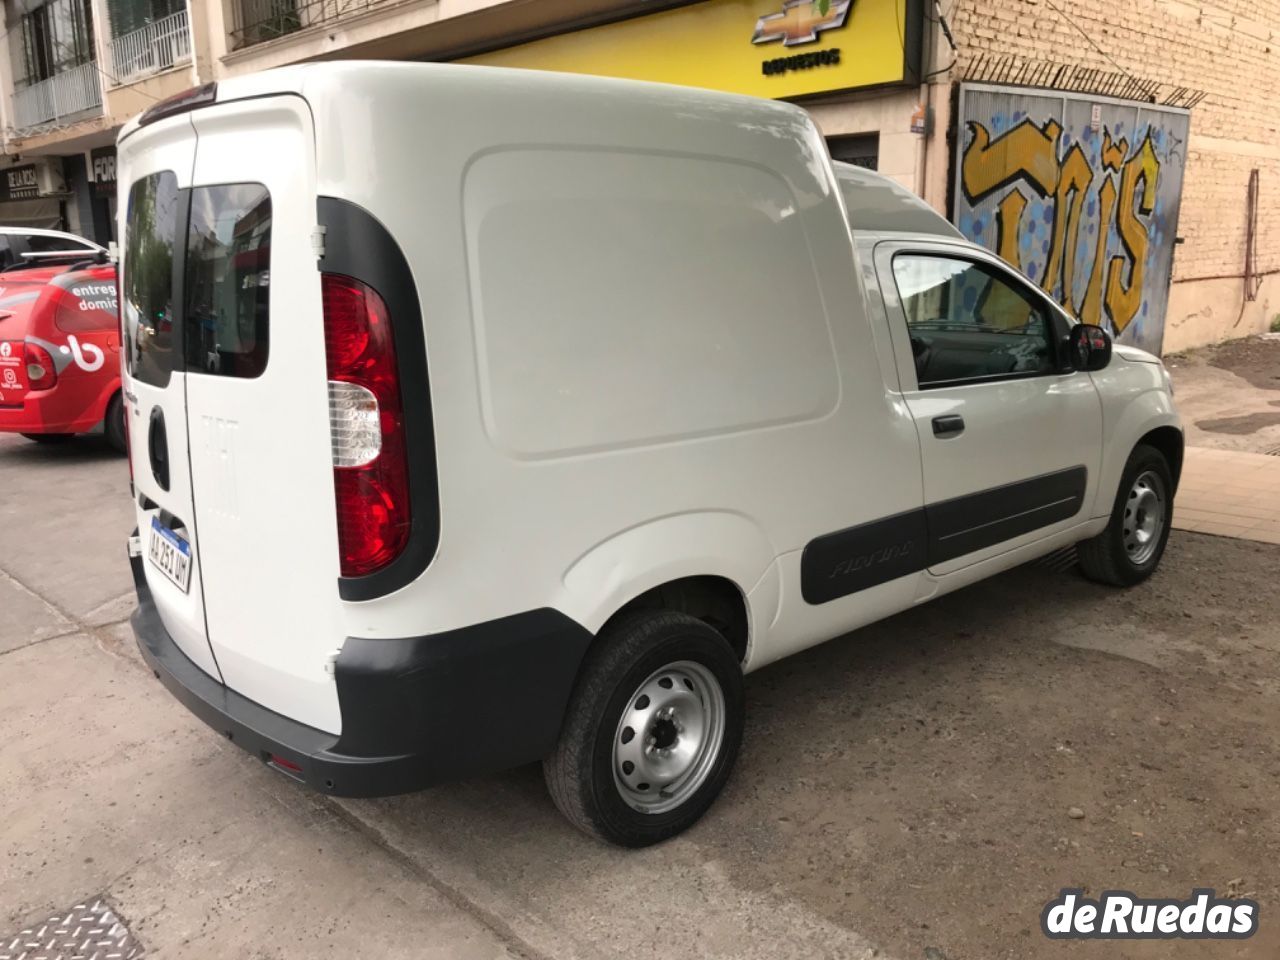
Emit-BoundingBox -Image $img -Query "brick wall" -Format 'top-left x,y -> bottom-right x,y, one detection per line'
944,0 -> 1279,343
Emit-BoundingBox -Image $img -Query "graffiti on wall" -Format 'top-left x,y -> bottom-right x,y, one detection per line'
954,86 -> 1190,354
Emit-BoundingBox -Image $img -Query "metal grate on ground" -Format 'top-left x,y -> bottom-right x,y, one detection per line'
1,898 -> 143,960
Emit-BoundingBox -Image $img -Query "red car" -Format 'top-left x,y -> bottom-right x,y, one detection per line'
0,258 -> 124,452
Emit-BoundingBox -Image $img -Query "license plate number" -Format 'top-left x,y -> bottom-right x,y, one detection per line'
148,516 -> 192,593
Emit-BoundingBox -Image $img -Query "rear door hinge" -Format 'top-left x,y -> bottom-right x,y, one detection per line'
311,226 -> 326,261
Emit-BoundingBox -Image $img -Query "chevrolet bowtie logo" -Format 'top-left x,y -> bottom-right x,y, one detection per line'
752,0 -> 853,46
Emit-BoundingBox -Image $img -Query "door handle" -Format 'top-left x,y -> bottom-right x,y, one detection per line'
932,414 -> 965,438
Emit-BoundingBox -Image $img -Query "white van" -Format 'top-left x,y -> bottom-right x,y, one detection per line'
121,62 -> 1182,847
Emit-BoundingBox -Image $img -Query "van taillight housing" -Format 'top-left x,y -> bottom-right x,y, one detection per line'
24,342 -> 57,391
322,273 -> 410,578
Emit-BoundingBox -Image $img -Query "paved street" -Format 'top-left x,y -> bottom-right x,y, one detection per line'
2,426 -> 1279,960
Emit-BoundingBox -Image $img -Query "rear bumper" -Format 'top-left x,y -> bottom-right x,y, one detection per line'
129,546 -> 593,798
0,383 -> 110,434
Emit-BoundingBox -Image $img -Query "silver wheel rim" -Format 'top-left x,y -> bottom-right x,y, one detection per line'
612,660 -> 726,815
1123,469 -> 1166,566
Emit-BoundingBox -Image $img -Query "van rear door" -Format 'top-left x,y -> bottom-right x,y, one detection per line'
182,96 -> 346,734
120,117 -> 222,681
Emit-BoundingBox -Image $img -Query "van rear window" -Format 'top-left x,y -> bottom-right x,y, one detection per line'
184,184 -> 271,378
123,171 -> 181,388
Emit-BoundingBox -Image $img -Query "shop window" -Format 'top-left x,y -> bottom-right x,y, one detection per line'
827,133 -> 880,172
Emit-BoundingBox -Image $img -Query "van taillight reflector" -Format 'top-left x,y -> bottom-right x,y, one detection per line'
269,753 -> 303,774
24,342 -> 57,391
322,273 -> 410,578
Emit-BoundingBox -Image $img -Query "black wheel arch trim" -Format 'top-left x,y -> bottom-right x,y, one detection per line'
318,196 -> 441,602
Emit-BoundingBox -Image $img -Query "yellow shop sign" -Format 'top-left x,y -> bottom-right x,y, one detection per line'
460,0 -> 920,101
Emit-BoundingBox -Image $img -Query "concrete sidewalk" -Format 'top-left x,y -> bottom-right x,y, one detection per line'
1172,446 -> 1280,544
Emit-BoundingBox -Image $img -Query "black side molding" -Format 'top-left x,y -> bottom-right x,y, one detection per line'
925,466 -> 1087,565
801,465 -> 1088,604
318,197 -> 440,602
801,509 -> 928,604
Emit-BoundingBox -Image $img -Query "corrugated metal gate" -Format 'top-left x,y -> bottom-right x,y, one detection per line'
953,83 -> 1191,355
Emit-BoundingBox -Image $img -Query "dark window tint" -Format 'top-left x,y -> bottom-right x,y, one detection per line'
891,255 -> 1057,388
123,171 -> 181,388
184,184 -> 271,377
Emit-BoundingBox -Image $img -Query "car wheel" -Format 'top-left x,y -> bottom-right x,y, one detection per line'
104,391 -> 126,454
21,433 -> 73,444
544,610 -> 744,847
1077,443 -> 1173,587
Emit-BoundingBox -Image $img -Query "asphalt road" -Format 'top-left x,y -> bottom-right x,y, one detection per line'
2,429 -> 1277,960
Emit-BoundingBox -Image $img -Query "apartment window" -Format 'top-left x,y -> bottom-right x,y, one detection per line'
232,0 -> 301,48
15,0 -> 96,86
106,0 -> 183,39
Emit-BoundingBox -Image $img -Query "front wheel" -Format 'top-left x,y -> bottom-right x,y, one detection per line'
544,610 -> 744,847
1078,444 -> 1173,586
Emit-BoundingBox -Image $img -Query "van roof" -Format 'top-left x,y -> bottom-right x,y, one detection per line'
119,60 -> 813,144
831,162 -> 964,240
117,62 -> 964,246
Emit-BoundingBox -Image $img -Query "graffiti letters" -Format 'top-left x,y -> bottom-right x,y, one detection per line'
957,103 -> 1184,347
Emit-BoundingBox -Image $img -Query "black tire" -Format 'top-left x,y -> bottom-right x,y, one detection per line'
1078,444 -> 1174,587
21,432 -> 73,444
104,392 -> 126,454
544,610 -> 744,847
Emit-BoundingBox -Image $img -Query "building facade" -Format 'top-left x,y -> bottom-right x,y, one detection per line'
1,0 -> 1273,352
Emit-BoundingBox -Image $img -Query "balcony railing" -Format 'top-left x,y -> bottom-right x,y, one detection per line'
230,0 -> 395,49
12,62 -> 103,131
109,10 -> 192,85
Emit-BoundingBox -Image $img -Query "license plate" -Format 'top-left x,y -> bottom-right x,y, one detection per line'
0,344 -> 27,405
148,516 -> 192,593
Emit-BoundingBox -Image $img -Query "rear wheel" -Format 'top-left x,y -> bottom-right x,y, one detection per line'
21,433 -> 73,444
104,391 -> 126,454
1078,444 -> 1173,586
544,610 -> 744,847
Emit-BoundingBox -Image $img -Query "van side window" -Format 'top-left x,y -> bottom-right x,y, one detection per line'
184,184 -> 271,378
890,254 -> 1057,389
123,171 -> 181,388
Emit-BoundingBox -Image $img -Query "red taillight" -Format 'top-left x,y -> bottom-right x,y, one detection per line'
322,273 -> 410,578
24,342 -> 57,391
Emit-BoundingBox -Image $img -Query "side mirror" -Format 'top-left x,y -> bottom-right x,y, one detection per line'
1069,323 -> 1112,372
